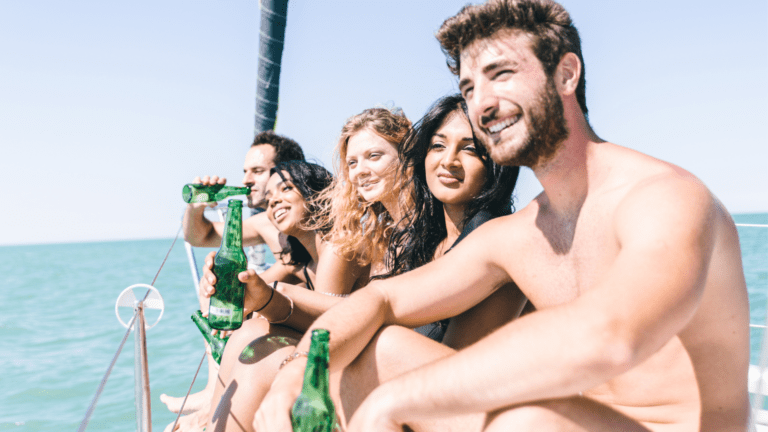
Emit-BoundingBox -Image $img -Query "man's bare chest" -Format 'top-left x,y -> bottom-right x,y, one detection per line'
504,212 -> 621,309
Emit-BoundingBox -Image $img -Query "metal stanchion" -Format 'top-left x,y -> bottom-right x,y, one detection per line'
133,303 -> 152,432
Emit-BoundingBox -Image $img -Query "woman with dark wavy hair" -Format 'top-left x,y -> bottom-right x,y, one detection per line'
168,160 -> 371,432
386,94 -> 527,348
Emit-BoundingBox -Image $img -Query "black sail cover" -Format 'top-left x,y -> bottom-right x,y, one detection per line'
255,0 -> 289,133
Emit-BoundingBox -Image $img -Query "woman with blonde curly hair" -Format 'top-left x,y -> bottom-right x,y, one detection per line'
169,107 -> 413,432
318,106 -> 413,275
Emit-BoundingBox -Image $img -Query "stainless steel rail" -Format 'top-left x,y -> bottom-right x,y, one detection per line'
78,299 -> 153,432
134,303 -> 152,432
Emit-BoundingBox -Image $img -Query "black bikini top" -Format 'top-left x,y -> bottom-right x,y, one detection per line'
302,265 -> 315,291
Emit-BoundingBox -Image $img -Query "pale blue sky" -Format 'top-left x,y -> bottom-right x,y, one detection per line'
1,0 -> 766,246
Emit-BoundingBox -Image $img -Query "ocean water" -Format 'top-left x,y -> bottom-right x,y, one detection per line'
0,213 -> 766,431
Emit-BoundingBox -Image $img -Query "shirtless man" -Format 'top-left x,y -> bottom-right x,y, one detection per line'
182,130 -> 305,255
254,0 -> 751,430
163,131 -> 305,416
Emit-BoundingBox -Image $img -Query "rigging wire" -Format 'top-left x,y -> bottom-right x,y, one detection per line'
169,351 -> 208,432
78,226 -> 183,431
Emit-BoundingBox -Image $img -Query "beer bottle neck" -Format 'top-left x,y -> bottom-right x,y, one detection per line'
191,312 -> 210,342
302,335 -> 330,394
220,202 -> 243,250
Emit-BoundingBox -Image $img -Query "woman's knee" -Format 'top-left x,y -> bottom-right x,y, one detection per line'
485,404 -> 559,431
217,319 -> 272,368
485,398 -> 650,432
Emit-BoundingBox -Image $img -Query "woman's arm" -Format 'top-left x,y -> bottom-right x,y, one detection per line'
200,245 -> 370,332
273,247 -> 369,330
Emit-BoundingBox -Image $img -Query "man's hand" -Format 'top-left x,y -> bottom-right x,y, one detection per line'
189,175 -> 227,209
253,357 -> 307,431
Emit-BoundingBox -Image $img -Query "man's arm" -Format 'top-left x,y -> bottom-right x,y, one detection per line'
182,175 -> 228,247
183,206 -> 278,248
254,218 -> 512,431
346,175 -> 718,429
181,175 -> 278,248
182,201 -> 222,247
302,218 -> 511,368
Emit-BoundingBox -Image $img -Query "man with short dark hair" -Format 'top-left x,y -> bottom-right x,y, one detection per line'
255,1 -> 750,430
162,131 -> 305,416
182,130 -> 305,254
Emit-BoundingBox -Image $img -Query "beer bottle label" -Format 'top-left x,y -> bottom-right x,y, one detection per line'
209,306 -> 233,317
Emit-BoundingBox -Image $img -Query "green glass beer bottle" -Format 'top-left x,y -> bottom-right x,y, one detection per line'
182,183 -> 251,204
191,310 -> 229,364
208,199 -> 247,330
291,329 -> 337,432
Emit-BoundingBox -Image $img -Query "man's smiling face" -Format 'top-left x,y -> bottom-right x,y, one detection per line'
459,30 -> 568,168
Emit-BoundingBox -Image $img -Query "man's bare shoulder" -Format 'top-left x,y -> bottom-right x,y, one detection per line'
589,143 -> 728,259
597,142 -> 697,185
245,211 -> 271,227
244,211 -> 280,235
243,211 -> 280,249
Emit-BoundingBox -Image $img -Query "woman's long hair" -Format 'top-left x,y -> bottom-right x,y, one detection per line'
314,107 -> 412,266
270,161 -> 333,266
384,94 -> 520,277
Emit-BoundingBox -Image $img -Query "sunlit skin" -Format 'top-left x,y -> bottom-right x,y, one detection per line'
458,30 -> 555,168
424,112 -> 487,219
345,129 -> 400,207
264,172 -> 308,239
242,144 -> 277,208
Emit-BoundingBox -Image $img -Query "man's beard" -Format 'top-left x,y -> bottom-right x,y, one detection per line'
483,77 -> 569,168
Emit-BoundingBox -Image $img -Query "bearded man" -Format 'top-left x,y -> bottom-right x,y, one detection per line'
255,1 -> 750,431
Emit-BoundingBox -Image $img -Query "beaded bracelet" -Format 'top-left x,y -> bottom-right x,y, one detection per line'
279,351 -> 308,369
269,294 -> 293,324
254,281 -> 276,312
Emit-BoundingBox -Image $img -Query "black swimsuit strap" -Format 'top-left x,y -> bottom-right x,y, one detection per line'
447,210 -> 494,253
303,265 -> 315,291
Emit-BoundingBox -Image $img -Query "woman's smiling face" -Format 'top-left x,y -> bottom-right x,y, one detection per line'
424,111 -> 487,212
345,128 -> 400,204
265,171 -> 308,237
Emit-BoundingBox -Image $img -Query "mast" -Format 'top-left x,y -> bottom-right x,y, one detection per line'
255,0 -> 289,133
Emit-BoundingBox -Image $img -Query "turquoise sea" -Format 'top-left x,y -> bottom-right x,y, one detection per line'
1,213 -> 766,431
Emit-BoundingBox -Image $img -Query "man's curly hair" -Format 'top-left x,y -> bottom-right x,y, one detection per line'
436,0 -> 588,115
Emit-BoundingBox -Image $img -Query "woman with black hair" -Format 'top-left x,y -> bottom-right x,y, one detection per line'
167,160 -> 370,432
386,94 -> 528,348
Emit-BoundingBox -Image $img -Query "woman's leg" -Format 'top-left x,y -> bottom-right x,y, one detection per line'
483,397 -> 652,432
206,318 -> 301,432
336,325 -> 485,432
